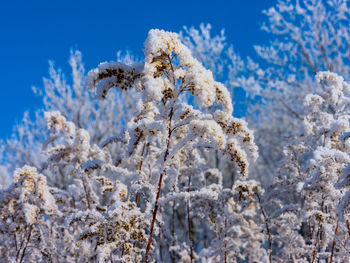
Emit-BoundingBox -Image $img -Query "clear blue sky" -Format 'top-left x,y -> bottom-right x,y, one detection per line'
0,0 -> 274,139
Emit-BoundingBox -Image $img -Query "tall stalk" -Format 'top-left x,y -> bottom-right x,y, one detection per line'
144,108 -> 174,263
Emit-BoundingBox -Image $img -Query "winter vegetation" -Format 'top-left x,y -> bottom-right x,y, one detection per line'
0,0 -> 350,262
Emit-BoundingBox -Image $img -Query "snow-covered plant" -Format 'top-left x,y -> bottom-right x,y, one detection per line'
0,166 -> 58,262
0,50 -> 139,186
264,71 -> 350,262
0,23 -> 239,191
86,28 -> 258,262
234,0 -> 350,184
0,110 -> 149,262
180,23 -> 249,188
199,180 -> 269,263
1,28 -> 261,262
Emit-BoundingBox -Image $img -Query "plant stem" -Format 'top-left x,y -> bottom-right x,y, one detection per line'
187,175 -> 193,263
81,175 -> 91,210
330,221 -> 339,263
144,107 -> 174,263
19,224 -> 33,263
312,224 -> 321,263
171,200 -> 176,263
144,171 -> 165,263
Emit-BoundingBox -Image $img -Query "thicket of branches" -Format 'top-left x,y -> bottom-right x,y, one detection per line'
1,0 -> 350,262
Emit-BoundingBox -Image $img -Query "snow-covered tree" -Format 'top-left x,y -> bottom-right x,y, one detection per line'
232,0 -> 350,184
263,71 -> 350,262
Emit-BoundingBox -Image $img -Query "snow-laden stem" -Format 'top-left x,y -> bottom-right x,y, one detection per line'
144,107 -> 174,263
19,224 -> 33,263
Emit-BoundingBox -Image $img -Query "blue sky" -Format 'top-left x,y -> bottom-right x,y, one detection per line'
0,0 -> 274,139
